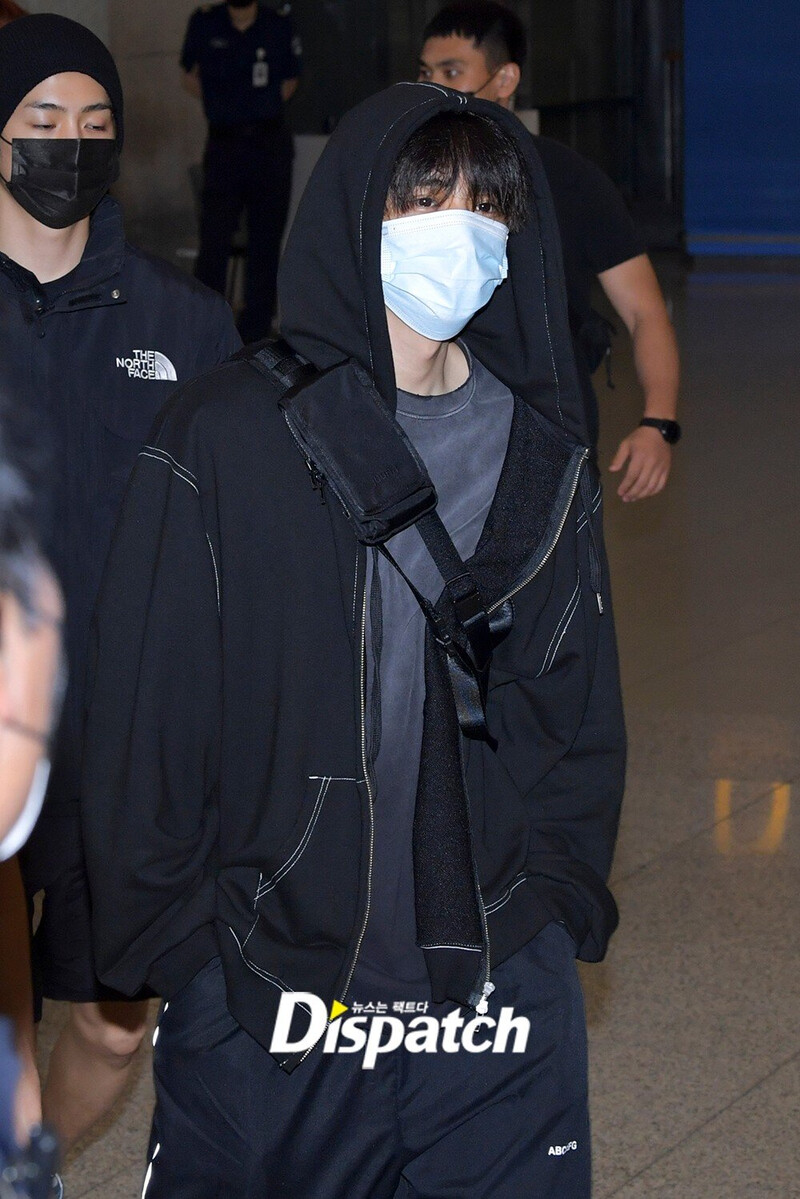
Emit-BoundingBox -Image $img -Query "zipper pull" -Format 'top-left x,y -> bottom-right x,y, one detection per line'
305,458 -> 326,503
596,593 -> 604,614
475,978 -> 495,1016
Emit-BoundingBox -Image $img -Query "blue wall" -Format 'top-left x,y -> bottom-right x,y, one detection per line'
684,1 -> 800,254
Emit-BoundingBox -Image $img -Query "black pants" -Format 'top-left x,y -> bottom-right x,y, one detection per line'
195,123 -> 293,343
143,923 -> 590,1198
20,809 -> 143,1016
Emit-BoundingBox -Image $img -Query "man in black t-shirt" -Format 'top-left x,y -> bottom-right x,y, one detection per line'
420,2 -> 681,501
181,2 -> 303,342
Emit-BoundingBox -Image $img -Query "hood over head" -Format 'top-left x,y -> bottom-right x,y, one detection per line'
279,83 -> 588,444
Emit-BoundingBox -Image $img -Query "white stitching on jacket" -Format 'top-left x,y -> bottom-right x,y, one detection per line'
141,1141 -> 160,1198
228,927 -> 314,1014
538,572 -> 582,678
138,450 -> 199,495
537,573 -> 581,678
352,552 -> 359,629
142,445 -> 198,482
397,81 -> 451,99
255,777 -> 331,898
139,449 -> 221,616
205,533 -> 221,616
577,485 -> 603,532
240,873 -> 264,953
308,776 -> 360,781
484,872 -> 528,915
536,210 -> 564,428
418,943 -> 482,952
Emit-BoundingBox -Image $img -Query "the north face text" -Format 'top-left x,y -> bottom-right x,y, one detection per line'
116,350 -> 177,381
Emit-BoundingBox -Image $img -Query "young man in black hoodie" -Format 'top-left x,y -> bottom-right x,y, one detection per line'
84,84 -> 625,1197
0,12 -> 241,1163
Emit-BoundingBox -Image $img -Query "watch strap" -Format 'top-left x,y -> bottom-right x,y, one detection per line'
639,417 -> 681,444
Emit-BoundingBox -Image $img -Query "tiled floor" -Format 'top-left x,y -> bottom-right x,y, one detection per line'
43,257 -> 800,1196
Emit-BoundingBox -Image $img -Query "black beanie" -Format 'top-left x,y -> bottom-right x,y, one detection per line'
0,14 -> 124,150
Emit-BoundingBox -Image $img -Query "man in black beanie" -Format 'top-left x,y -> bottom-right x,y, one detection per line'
0,12 -> 241,1174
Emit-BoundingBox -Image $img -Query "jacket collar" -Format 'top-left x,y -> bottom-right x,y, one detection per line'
0,195 -> 126,310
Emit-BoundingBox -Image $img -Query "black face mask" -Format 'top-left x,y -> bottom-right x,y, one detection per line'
0,136 -> 119,230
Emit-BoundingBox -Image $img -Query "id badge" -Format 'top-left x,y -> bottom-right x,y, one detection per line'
253,58 -> 269,88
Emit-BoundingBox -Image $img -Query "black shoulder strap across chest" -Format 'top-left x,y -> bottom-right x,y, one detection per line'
250,337 -> 317,396
249,338 -> 497,745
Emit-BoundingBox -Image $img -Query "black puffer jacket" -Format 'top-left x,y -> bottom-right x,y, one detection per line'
0,196 -> 241,811
82,86 -> 625,1070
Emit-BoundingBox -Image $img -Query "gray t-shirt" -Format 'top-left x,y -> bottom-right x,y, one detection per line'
354,349 -> 513,1002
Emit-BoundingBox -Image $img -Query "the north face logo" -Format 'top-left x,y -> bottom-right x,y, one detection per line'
116,350 -> 177,381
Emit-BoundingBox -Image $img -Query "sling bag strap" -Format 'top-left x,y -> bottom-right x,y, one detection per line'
251,336 -> 320,395
249,339 -> 497,745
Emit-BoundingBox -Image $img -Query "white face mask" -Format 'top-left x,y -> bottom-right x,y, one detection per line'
0,757 -> 50,861
381,209 -> 509,342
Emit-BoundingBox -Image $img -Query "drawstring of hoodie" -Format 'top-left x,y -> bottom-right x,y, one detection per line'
579,469 -> 604,613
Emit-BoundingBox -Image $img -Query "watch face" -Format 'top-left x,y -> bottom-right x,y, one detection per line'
641,418 -> 681,444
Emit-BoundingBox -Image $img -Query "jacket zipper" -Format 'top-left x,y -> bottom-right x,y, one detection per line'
340,584 -> 375,1001
474,443 -> 587,1011
475,448 -> 588,1016
475,884 -> 494,1015
487,448 -> 589,616
292,578 -> 374,1067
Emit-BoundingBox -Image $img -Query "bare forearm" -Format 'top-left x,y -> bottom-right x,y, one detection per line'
631,313 -> 680,421
181,67 -> 202,100
600,254 -> 680,500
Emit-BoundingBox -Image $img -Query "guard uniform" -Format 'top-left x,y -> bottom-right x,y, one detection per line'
181,2 -> 303,342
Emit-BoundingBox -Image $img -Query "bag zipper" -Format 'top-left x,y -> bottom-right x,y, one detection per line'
282,410 -> 327,504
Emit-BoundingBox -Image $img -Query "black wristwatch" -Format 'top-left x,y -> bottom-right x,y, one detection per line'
639,417 -> 681,445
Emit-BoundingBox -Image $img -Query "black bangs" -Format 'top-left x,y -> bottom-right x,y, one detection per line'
386,111 -> 531,233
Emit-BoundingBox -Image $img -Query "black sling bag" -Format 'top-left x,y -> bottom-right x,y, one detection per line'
250,339 -> 499,746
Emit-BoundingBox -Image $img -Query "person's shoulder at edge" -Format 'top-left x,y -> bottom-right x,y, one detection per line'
122,240 -> 226,301
120,241 -> 240,348
185,2 -> 225,34
529,133 -> 619,193
528,133 -> 643,261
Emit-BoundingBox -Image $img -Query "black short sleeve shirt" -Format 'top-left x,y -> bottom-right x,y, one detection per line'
533,135 -> 645,331
532,136 -> 645,443
181,2 -> 303,127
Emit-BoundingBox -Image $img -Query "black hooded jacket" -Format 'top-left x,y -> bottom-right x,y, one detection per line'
82,86 -> 625,1070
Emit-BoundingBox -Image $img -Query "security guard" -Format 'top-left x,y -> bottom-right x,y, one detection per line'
182,2 -> 302,342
